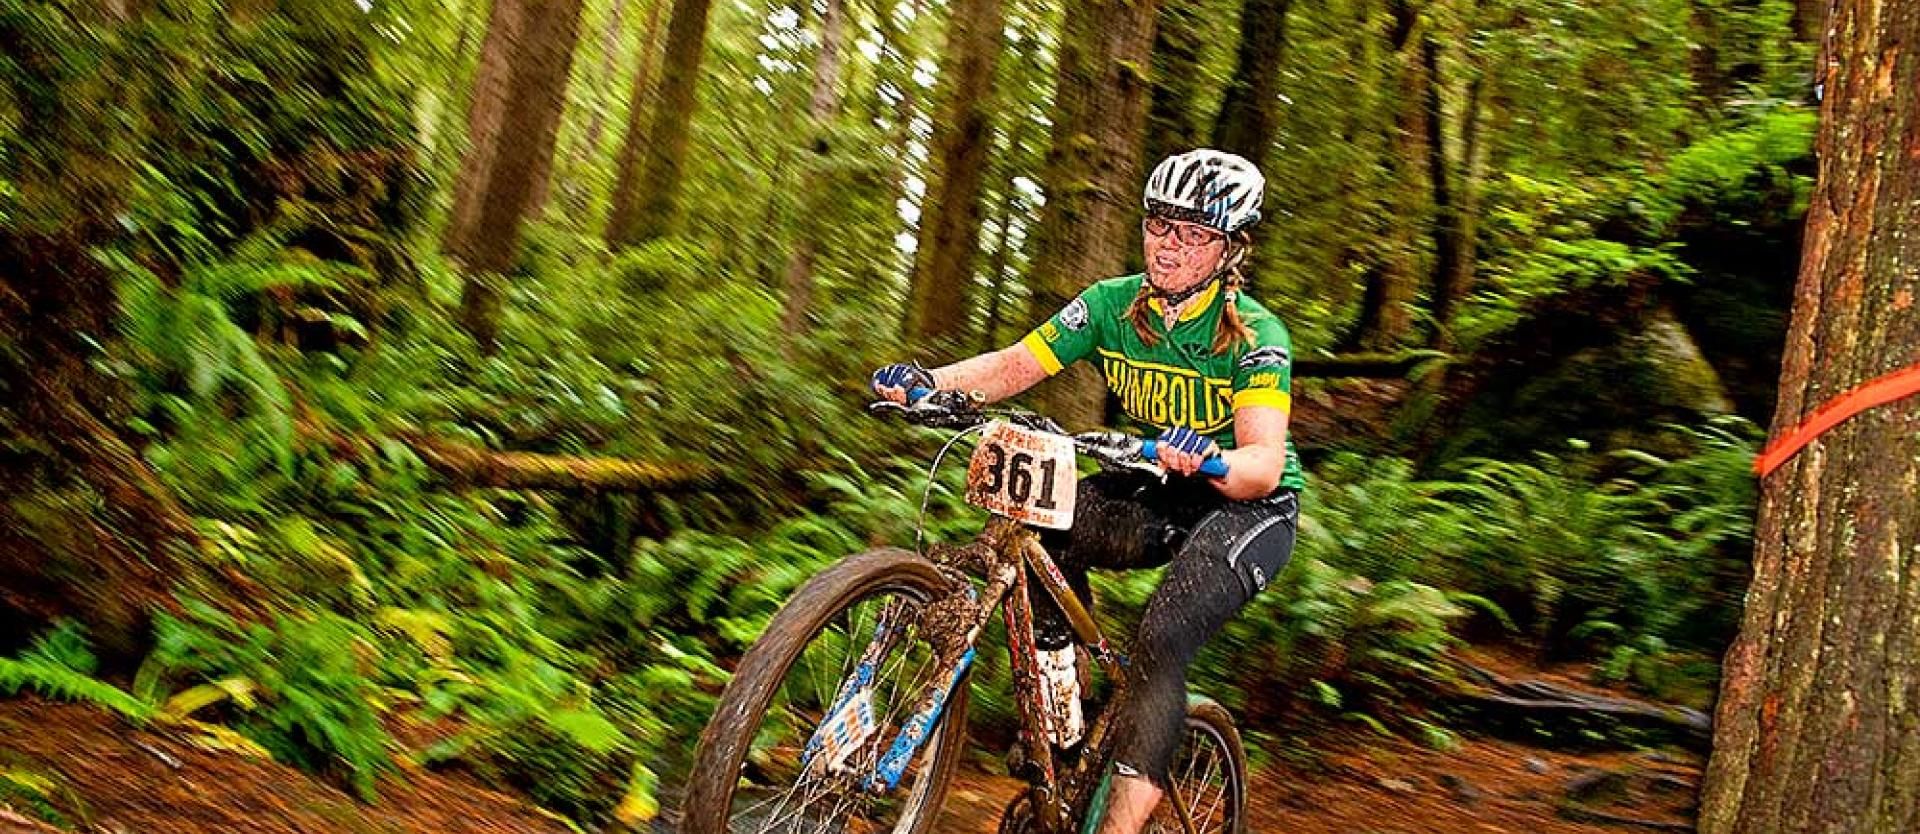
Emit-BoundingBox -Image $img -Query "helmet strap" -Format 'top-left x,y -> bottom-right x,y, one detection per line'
1147,240 -> 1245,308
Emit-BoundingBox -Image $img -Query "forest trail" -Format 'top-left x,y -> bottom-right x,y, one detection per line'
933,735 -> 1700,834
1,691 -> 1698,834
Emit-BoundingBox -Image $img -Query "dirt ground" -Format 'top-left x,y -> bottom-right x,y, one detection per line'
934,734 -> 1699,834
0,697 -> 571,834
2,687 -> 1698,834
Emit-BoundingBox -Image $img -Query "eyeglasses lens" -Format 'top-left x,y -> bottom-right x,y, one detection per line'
1144,217 -> 1221,247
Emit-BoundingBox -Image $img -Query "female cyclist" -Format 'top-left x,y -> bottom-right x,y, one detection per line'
872,148 -> 1304,834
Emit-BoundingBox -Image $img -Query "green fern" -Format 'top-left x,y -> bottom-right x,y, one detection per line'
0,625 -> 153,722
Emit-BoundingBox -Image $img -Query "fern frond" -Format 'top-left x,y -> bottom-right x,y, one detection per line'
0,657 -> 154,722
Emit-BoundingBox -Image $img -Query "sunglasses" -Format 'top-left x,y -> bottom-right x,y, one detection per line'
1143,216 -> 1226,247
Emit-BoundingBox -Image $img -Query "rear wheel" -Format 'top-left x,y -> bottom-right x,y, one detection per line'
1147,697 -> 1247,834
681,549 -> 972,834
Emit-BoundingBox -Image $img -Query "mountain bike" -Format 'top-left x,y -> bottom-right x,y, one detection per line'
681,389 -> 1248,834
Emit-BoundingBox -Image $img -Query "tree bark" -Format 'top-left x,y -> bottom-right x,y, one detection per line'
1422,33 -> 1488,353
1698,2 -> 1920,831
1790,0 -> 1827,45
445,0 -> 529,258
977,91 -> 1044,354
903,0 -> 1007,353
604,0 -> 719,246
1209,0 -> 1296,161
1028,0 -> 1161,429
602,0 -> 670,247
449,0 -> 590,351
1348,0 -> 1426,352
577,0 -> 635,163
1143,0 -> 1209,168
779,0 -> 850,345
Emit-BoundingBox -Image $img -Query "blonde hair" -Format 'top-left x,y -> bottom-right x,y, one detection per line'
1124,234 -> 1256,355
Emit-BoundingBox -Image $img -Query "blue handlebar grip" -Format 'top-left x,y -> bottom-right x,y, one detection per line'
1140,440 -> 1231,478
906,386 -> 934,403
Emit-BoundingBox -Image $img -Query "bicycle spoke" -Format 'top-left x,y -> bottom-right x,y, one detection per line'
713,577 -> 963,834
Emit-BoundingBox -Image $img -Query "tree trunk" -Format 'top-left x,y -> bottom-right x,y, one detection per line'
903,0 -> 1007,354
0,10 -> 235,652
445,0 -> 529,258
1028,0 -> 1161,429
602,0 -> 671,246
1348,0 -> 1426,352
779,0 -> 850,345
1209,0 -> 1296,161
1209,0 -> 1295,293
577,0 -> 635,163
1790,0 -> 1827,45
448,0 -> 590,351
603,0 -> 718,246
1421,32 -> 1488,353
978,98 -> 1043,353
1698,2 -> 1920,832
1143,0 -> 1209,168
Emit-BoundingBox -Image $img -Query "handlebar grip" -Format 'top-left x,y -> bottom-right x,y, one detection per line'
1140,440 -> 1231,478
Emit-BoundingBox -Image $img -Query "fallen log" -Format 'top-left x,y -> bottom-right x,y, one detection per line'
1293,350 -> 1450,379
403,435 -> 717,492
1451,663 -> 1713,752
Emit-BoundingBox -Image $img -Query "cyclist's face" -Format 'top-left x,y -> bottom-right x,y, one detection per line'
1143,216 -> 1227,293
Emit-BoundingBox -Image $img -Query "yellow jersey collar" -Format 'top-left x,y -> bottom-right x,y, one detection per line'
1146,279 -> 1223,325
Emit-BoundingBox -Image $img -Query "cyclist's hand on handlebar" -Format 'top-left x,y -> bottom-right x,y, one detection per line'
871,362 -> 936,404
1155,426 -> 1221,478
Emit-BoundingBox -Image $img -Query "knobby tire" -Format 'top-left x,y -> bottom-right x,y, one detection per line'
681,548 -> 971,834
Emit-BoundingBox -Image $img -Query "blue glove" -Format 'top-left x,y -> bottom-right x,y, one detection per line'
1156,426 -> 1220,461
871,362 -> 936,399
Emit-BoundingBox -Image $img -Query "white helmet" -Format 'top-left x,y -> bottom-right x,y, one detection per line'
1143,149 -> 1265,233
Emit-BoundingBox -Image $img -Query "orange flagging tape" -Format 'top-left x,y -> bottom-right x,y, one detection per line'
1754,363 -> 1920,477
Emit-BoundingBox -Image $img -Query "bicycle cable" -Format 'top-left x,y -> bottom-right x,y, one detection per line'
917,421 -> 992,556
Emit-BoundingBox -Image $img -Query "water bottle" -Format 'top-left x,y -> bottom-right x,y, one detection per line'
1037,645 -> 1085,748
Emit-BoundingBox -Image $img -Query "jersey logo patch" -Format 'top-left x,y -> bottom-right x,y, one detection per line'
1237,346 -> 1290,370
1060,297 -> 1090,331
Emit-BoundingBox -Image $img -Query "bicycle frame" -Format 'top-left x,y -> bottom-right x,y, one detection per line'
805,512 -> 1206,833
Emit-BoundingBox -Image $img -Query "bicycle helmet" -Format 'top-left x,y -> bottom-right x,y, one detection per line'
1143,149 -> 1265,234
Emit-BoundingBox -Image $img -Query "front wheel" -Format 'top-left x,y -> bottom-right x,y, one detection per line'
1148,697 -> 1248,834
681,548 -> 972,834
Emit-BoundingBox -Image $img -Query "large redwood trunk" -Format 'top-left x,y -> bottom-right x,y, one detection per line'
1209,0 -> 1295,162
604,0 -> 718,246
1027,0 -> 1160,429
1420,31 -> 1487,353
1697,2 -> 1920,832
1143,0 -> 1209,169
778,0 -> 849,345
1347,0 -> 1425,352
903,0 -> 1007,354
447,0 -> 589,350
445,0 -> 528,258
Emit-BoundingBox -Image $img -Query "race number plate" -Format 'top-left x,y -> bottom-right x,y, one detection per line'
965,421 -> 1078,530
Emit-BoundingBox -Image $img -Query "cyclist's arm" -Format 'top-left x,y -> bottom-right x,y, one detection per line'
1214,405 -> 1287,500
929,344 -> 1050,404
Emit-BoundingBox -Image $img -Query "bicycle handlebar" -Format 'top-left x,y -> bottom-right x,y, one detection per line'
891,387 -> 1230,478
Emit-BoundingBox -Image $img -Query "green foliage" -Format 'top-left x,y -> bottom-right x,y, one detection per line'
0,0 -> 1803,819
143,606 -> 392,800
0,623 -> 153,722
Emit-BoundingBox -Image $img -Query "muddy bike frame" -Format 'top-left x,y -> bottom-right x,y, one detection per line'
804,398 -> 1223,834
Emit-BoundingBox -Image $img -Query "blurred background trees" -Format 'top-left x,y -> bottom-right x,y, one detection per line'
0,0 -> 1857,825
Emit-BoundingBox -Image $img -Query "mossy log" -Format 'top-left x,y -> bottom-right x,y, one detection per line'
403,436 -> 716,492
1292,350 -> 1449,379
